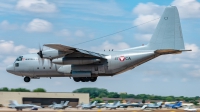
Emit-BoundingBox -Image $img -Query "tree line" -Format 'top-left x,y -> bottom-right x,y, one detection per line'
0,87 -> 46,92
73,87 -> 200,104
0,87 -> 199,104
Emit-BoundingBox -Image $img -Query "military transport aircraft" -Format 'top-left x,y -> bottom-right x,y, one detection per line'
6,6 -> 190,82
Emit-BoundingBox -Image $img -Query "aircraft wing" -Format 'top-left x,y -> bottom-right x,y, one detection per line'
44,44 -> 107,59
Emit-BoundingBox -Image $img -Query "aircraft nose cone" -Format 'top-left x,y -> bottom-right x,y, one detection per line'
6,65 -> 14,73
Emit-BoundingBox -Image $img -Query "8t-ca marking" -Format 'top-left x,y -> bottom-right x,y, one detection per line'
115,56 -> 131,62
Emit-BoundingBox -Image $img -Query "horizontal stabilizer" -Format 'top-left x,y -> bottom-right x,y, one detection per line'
154,49 -> 192,55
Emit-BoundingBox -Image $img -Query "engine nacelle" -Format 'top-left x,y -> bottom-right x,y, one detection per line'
52,58 -> 100,65
57,65 -> 71,74
42,50 -> 69,59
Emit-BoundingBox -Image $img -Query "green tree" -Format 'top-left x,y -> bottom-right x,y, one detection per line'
108,92 -> 119,98
127,94 -> 135,98
91,97 -> 103,103
73,88 -> 108,98
166,96 -> 173,101
33,88 -> 46,92
142,99 -> 145,104
10,88 -> 30,92
99,93 -> 107,98
190,100 -> 199,105
120,93 -> 127,99
0,87 -> 9,91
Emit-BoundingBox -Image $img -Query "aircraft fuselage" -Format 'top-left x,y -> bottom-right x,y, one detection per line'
6,49 -> 157,82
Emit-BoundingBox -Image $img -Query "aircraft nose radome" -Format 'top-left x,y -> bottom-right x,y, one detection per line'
6,65 -> 14,73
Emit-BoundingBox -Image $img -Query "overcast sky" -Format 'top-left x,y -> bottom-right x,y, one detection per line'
1,0 -> 200,97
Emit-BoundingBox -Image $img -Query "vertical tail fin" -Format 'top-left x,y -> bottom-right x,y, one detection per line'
176,102 -> 182,106
91,101 -> 97,106
9,100 -> 19,106
115,101 -> 120,106
53,102 -> 57,105
147,6 -> 185,50
60,101 -> 64,105
127,100 -> 131,104
113,101 -> 117,105
63,101 -> 69,106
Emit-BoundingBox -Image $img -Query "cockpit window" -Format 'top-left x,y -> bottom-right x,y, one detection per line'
16,56 -> 23,61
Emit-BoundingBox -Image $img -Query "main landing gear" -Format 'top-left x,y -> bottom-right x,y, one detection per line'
23,77 -> 97,82
73,77 -> 97,82
24,76 -> 30,82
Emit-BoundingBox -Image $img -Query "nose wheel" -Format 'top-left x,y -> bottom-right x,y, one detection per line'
24,77 -> 30,82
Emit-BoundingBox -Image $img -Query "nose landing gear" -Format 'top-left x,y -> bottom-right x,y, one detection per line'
24,77 -> 30,82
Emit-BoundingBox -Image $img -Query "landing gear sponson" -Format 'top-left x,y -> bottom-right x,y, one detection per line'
23,76 -> 97,82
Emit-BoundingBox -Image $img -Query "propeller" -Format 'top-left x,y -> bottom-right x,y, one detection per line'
48,59 -> 53,67
37,44 -> 53,67
37,44 -> 44,65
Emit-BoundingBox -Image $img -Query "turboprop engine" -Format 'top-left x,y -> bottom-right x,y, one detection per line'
41,50 -> 69,59
52,58 -> 100,65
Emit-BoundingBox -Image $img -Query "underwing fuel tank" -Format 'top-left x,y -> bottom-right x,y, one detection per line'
52,58 -> 100,65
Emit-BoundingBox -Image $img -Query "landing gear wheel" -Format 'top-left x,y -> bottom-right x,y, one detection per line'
73,78 -> 80,82
80,78 -> 85,82
90,77 -> 97,82
84,77 -> 90,82
24,77 -> 30,82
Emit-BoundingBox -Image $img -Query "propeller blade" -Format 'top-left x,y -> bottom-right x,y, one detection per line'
38,55 -> 41,64
37,44 -> 43,58
42,58 -> 44,66
38,55 -> 44,66
48,59 -> 53,67
37,44 -> 44,66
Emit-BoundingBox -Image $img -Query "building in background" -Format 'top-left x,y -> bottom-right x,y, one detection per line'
0,92 -> 89,107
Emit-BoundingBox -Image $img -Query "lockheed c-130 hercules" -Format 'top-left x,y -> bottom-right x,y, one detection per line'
6,6 -> 191,82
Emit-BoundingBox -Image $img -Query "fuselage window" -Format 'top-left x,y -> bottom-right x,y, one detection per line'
37,67 -> 39,69
15,63 -> 19,67
43,67 -> 45,69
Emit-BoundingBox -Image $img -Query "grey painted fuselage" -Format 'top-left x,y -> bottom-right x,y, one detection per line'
7,49 -> 156,77
6,6 -> 190,82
